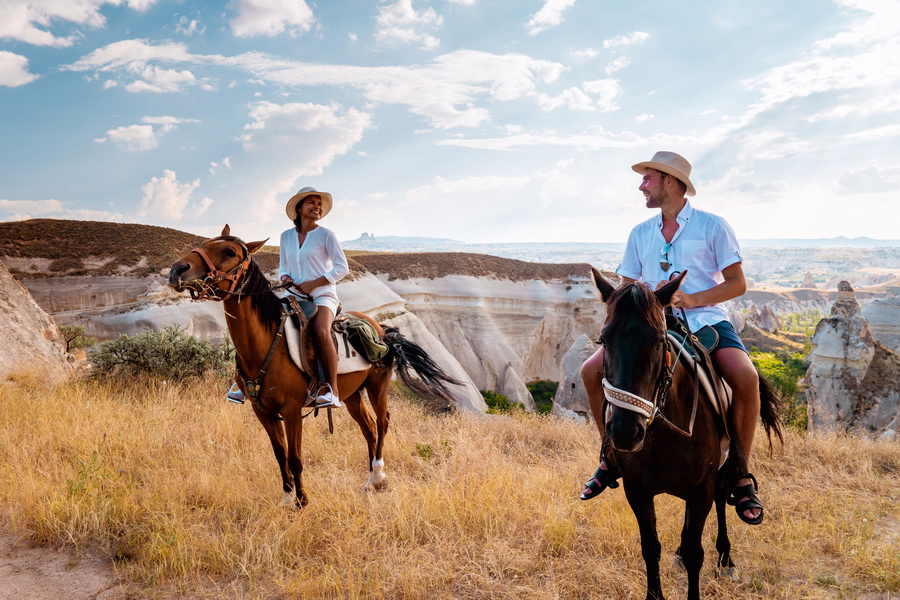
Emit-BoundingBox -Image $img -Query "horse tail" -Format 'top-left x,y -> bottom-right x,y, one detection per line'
756,370 -> 785,449
382,326 -> 462,403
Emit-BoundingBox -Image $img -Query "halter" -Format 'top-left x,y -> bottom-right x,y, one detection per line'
602,308 -> 698,437
188,241 -> 251,301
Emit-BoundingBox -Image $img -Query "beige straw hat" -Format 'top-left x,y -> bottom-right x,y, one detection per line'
631,151 -> 696,196
285,186 -> 333,220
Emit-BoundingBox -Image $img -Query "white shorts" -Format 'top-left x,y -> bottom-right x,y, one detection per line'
312,291 -> 340,317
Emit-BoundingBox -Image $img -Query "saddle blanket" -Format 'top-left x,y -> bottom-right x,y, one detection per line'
283,315 -> 371,375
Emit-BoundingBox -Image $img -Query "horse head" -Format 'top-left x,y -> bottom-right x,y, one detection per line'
169,224 -> 269,301
591,267 -> 686,452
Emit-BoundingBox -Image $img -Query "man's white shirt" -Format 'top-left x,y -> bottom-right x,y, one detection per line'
615,200 -> 743,331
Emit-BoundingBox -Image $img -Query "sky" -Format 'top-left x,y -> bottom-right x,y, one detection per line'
1,0 -> 899,245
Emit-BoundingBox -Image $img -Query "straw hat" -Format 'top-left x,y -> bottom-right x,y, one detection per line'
631,151 -> 696,196
285,187 -> 333,220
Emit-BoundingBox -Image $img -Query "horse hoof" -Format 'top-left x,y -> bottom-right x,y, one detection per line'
716,566 -> 738,581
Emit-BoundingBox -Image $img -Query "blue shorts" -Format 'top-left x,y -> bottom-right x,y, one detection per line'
711,320 -> 747,354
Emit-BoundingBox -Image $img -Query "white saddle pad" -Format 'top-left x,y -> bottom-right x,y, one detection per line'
284,317 -> 371,375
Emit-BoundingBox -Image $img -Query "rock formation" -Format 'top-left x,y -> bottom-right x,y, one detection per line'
745,304 -> 782,333
805,281 -> 900,438
801,272 -> 817,288
552,334 -> 597,421
0,260 -> 72,380
862,298 -> 900,353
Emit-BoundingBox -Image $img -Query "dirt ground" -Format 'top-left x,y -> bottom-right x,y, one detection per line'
0,534 -> 127,600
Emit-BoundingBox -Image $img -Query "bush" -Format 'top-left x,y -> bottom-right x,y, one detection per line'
751,349 -> 809,431
91,326 -> 234,381
481,390 -> 518,414
527,380 -> 558,414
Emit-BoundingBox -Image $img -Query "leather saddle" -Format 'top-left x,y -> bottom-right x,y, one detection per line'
281,296 -> 371,376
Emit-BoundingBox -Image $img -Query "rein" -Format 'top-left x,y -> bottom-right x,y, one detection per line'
602,307 -> 700,437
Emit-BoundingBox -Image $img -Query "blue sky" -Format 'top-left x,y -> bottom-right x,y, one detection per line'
1,0 -> 898,244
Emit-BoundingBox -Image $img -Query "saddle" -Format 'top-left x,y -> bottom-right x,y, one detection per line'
665,311 -> 733,463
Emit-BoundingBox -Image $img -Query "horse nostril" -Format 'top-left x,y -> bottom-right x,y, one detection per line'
169,261 -> 190,286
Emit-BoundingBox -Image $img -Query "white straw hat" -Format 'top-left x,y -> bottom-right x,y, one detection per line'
285,186 -> 333,220
631,151 -> 696,196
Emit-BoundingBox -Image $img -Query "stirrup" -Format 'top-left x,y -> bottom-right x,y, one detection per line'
226,383 -> 245,404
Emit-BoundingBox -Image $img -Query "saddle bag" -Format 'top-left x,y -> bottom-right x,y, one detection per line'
333,314 -> 389,363
665,312 -> 719,357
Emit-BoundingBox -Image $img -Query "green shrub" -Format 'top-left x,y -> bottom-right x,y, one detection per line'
527,380 -> 558,414
481,390 -> 517,414
91,326 -> 234,381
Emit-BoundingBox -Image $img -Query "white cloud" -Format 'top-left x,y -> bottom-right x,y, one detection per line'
138,170 -> 202,220
437,126 -> 644,151
634,113 -> 654,124
571,48 -> 598,59
583,79 -> 621,112
0,51 -> 38,86
526,0 -> 577,36
97,124 -> 157,151
602,31 -> 649,49
125,65 -> 198,92
175,15 -> 205,36
95,116 -> 198,150
835,161 -> 900,194
0,0 -> 157,47
375,0 -> 442,49
0,199 -> 122,221
604,57 -> 630,75
535,87 -> 593,111
229,0 -> 315,38
227,101 -> 373,226
64,40 -> 566,129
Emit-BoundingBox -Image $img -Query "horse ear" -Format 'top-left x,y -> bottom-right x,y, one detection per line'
221,224 -> 231,237
655,270 -> 688,306
246,239 -> 269,254
591,267 -> 616,302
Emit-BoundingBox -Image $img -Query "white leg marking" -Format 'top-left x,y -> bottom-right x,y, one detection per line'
279,490 -> 295,507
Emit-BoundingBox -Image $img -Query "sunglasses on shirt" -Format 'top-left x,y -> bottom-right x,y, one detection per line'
660,242 -> 672,271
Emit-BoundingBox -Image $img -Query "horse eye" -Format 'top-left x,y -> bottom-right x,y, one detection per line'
224,247 -> 237,258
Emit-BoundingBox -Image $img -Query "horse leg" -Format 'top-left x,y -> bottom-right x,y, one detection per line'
625,486 -> 665,600
714,468 -> 735,577
279,405 -> 307,509
364,368 -> 392,491
680,487 -> 715,600
342,387 -> 380,492
253,408 -> 296,507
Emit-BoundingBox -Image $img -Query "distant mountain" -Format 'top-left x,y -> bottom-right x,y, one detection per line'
739,236 -> 900,248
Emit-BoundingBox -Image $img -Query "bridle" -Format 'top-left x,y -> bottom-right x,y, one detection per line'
601,308 -> 699,437
187,240 -> 252,301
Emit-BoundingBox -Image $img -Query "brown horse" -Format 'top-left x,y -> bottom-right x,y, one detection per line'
168,225 -> 460,508
590,268 -> 782,600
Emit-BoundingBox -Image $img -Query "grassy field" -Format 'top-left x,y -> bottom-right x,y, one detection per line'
0,373 -> 897,600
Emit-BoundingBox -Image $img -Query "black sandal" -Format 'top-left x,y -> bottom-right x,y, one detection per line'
579,458 -> 620,501
728,472 -> 764,525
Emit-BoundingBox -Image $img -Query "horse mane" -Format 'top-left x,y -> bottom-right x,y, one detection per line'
605,282 -> 666,332
217,236 -> 283,331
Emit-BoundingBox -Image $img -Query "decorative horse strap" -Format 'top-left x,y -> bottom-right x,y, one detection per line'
602,307 -> 701,437
189,244 -> 251,301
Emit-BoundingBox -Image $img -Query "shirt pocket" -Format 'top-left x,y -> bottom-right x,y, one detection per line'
680,240 -> 709,270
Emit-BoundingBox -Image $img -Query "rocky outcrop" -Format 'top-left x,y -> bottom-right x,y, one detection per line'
552,334 -> 597,421
746,304 -> 782,333
862,298 -> 900,353
0,260 -> 72,380
805,282 -> 899,437
801,272 -> 817,288
359,273 -> 605,410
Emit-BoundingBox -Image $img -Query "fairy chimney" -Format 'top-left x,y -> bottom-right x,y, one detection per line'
805,281 -> 900,438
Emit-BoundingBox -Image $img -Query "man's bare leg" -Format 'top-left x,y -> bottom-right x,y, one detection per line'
714,347 -> 762,522
579,347 -> 619,499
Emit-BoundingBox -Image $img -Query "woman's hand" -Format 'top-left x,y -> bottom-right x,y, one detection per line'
296,279 -> 320,296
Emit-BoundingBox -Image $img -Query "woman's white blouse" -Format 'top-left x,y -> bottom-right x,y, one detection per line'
278,226 -> 349,298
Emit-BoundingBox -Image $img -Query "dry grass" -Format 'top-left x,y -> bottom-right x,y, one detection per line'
1,372 -> 898,600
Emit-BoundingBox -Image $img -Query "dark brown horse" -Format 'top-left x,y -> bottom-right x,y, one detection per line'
590,268 -> 782,600
168,226 -> 459,508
